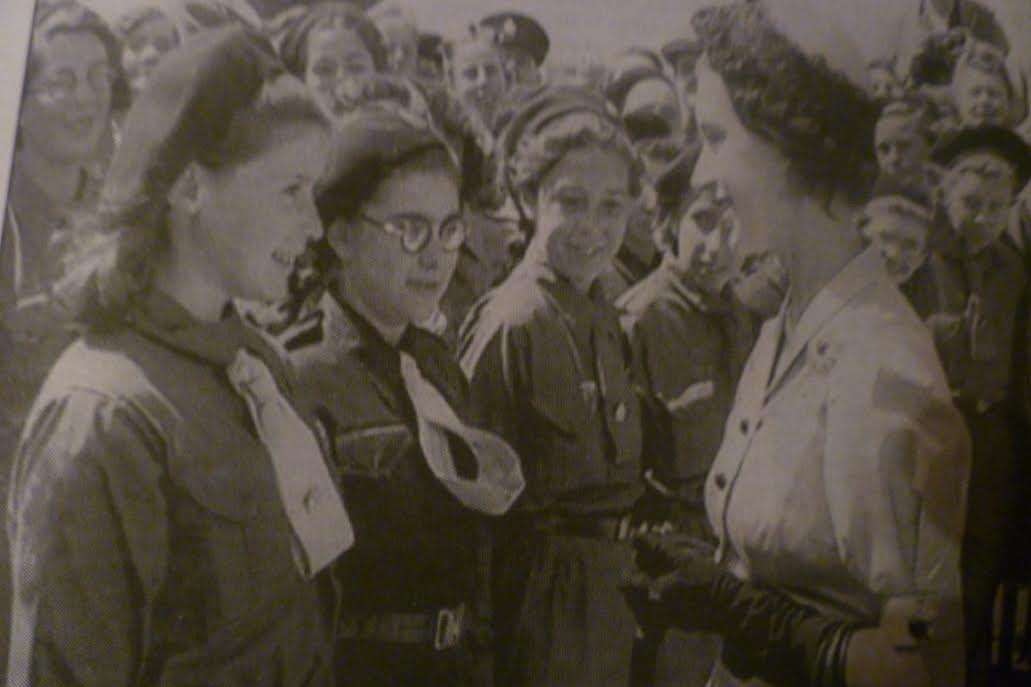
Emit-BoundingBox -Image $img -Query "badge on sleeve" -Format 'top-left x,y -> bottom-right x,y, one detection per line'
665,380 -> 716,413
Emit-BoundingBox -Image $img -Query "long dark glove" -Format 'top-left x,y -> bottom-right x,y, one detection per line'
621,532 -> 861,687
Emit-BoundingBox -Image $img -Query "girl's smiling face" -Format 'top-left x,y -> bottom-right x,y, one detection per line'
191,123 -> 328,305
21,30 -> 114,164
528,144 -> 634,292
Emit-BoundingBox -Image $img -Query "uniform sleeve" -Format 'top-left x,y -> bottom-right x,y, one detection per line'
621,312 -> 677,480
459,311 -> 530,446
9,391 -> 168,687
822,328 -> 969,614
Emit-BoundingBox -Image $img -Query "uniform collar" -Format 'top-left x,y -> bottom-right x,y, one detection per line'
659,261 -> 731,315
764,247 -> 883,399
128,288 -> 292,391
518,259 -> 610,312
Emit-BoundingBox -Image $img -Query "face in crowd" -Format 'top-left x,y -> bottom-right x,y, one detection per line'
527,141 -> 636,293
623,77 -> 684,184
860,205 -> 929,284
874,110 -> 930,180
21,27 -> 115,166
183,119 -> 328,305
121,10 -> 179,95
668,184 -> 736,293
305,20 -> 378,120
416,54 -> 444,86
941,152 -> 1016,252
952,64 -> 1011,128
375,16 -> 419,78
503,48 -> 541,88
330,151 -> 464,328
868,65 -> 904,104
449,40 -> 509,127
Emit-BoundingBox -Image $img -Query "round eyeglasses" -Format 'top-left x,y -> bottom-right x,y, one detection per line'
28,64 -> 117,103
359,213 -> 467,254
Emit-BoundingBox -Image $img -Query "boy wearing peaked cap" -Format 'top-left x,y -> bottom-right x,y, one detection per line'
477,11 -> 549,88
922,123 -> 1031,686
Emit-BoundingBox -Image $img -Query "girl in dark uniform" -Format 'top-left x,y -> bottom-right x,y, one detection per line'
459,86 -> 646,687
7,27 -> 347,687
286,104 -> 522,686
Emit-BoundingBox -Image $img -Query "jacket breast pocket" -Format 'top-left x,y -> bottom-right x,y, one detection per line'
333,423 -> 414,479
167,431 -> 275,620
525,379 -> 605,495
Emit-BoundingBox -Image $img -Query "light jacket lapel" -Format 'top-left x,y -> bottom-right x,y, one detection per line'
764,248 -> 883,402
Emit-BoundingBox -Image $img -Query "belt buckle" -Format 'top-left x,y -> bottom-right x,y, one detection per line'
433,605 -> 463,651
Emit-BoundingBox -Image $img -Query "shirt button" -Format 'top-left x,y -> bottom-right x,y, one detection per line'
739,419 -> 749,434
714,473 -> 728,490
303,487 -> 320,512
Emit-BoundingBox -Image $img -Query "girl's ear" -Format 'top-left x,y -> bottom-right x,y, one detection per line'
326,217 -> 360,262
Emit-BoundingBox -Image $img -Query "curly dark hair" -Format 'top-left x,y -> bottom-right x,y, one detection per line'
691,1 -> 879,207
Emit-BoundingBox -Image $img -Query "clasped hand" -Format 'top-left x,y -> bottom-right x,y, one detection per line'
619,531 -> 720,634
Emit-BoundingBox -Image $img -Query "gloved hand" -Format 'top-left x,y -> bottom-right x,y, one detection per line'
631,530 -> 718,578
620,531 -> 722,634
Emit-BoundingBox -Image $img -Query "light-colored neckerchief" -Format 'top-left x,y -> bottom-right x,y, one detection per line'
399,351 -> 524,515
228,349 -> 354,578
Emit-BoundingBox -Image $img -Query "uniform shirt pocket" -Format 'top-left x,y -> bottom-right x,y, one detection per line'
333,423 -> 414,479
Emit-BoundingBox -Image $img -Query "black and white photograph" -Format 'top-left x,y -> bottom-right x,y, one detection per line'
0,0 -> 1029,685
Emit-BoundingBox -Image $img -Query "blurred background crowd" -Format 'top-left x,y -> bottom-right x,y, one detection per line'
1,0 -> 1030,685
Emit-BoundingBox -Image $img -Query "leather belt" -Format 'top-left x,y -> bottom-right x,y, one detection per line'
337,604 -> 466,651
532,512 -> 633,541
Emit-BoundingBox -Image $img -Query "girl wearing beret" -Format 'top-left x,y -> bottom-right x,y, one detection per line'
7,27 -> 347,687
460,86 -> 646,687
625,3 -> 971,686
269,2 -> 388,123
285,102 -> 522,686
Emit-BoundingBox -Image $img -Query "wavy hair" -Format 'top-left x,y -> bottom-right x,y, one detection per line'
68,29 -> 327,330
692,1 -> 879,207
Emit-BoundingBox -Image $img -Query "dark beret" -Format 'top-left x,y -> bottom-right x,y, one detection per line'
418,32 -> 444,62
101,26 -> 285,213
498,85 -> 624,166
931,125 -> 1031,188
660,38 -> 703,68
870,171 -> 936,211
316,108 -> 456,224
